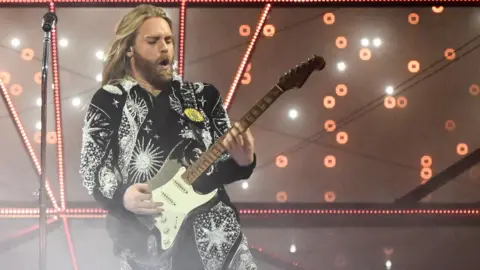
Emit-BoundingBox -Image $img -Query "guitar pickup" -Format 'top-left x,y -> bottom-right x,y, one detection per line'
172,179 -> 188,194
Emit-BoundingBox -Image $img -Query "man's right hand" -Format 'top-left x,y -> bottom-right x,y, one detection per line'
123,183 -> 164,215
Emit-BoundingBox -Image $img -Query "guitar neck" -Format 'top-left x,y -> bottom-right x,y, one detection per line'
181,84 -> 285,185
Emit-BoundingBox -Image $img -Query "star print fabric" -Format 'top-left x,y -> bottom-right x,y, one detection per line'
79,77 -> 257,269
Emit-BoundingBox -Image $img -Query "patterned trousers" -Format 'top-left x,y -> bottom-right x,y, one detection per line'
119,233 -> 257,270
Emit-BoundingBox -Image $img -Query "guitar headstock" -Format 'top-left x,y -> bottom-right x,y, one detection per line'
277,55 -> 326,91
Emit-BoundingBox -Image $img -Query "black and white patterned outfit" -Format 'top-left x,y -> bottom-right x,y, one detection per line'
79,73 -> 258,270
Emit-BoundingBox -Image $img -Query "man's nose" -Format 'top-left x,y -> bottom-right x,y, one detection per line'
158,41 -> 168,53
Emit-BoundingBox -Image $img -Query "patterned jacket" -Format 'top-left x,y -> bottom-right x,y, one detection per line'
79,75 -> 257,269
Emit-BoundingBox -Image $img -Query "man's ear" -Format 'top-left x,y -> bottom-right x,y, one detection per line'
126,46 -> 133,57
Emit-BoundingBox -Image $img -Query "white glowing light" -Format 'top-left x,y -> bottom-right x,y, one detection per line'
96,50 -> 104,60
11,38 -> 20,48
59,38 -> 69,47
337,62 -> 346,72
386,260 -> 392,269
241,182 -> 249,189
36,98 -> 42,107
385,85 -> 394,95
288,109 -> 298,119
361,38 -> 369,47
96,74 -> 102,82
36,121 -> 42,130
373,38 -> 382,47
72,97 -> 81,107
289,244 -> 296,253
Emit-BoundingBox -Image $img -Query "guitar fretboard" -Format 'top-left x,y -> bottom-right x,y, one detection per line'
181,84 -> 285,185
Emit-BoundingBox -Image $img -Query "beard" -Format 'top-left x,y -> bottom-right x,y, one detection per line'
132,50 -> 173,90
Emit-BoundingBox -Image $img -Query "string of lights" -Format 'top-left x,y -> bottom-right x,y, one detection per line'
255,33 -> 480,171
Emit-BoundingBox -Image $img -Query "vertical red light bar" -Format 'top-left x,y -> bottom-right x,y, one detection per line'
0,80 -> 60,210
223,4 -> 272,110
49,2 -> 66,211
62,216 -> 79,270
178,0 -> 186,78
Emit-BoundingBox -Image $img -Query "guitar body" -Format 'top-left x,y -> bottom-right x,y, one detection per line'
148,156 -> 219,251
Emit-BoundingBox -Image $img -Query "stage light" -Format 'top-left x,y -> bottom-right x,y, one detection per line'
275,155 -> 288,168
373,37 -> 382,47
385,85 -> 394,95
241,181 -> 249,189
408,60 -> 420,73
288,108 -> 298,119
96,74 -> 102,82
36,121 -> 42,130
324,96 -> 336,109
444,48 -> 455,60
445,120 -> 456,131
432,6 -> 444,13
421,155 -> 432,167
337,61 -> 346,71
36,97 -> 42,107
21,48 -> 34,61
95,50 -> 104,60
384,96 -> 396,109
396,96 -> 408,108
361,38 -> 369,47
359,48 -> 372,61
336,131 -> 348,144
386,260 -> 392,269
324,120 -> 336,132
469,84 -> 479,96
59,38 -> 69,48
335,84 -> 348,96
11,38 -> 20,48
276,191 -> 288,202
289,244 -> 296,253
408,13 -> 420,25
72,97 -> 81,107
324,156 -> 336,168
457,143 -> 468,155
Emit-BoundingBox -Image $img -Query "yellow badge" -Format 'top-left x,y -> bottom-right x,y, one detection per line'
184,108 -> 204,122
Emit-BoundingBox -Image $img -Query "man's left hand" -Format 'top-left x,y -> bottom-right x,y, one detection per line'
222,122 -> 255,167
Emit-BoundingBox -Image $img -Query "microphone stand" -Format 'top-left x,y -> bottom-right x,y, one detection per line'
39,11 -> 57,270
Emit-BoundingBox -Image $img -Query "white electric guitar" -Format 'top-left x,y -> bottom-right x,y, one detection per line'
121,55 -> 325,260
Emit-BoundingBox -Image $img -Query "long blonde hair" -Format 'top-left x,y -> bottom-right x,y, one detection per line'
101,4 -> 173,86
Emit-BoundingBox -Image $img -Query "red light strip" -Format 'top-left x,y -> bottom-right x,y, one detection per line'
3,208 -> 480,218
239,209 -> 480,215
49,3 -> 67,211
0,208 -> 58,215
223,3 -> 271,110
62,216 -> 79,270
0,0 -> 477,3
178,0 -> 186,78
0,218 -> 58,243
0,80 -> 60,210
65,208 -> 108,214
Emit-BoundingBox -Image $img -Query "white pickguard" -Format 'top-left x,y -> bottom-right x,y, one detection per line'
150,166 -> 218,250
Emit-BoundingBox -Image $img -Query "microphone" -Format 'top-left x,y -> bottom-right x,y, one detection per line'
42,12 -> 58,32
